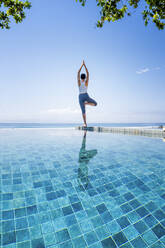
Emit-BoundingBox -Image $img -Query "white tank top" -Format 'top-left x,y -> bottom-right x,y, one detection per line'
79,80 -> 88,94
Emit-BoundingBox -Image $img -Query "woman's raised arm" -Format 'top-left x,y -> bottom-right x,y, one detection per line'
77,63 -> 84,86
83,61 -> 89,86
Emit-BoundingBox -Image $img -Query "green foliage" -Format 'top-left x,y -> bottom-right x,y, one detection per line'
76,0 -> 165,30
0,0 -> 164,30
0,0 -> 31,29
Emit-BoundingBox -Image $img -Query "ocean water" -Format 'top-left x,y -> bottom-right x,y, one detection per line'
0,122 -> 164,129
0,128 -> 165,247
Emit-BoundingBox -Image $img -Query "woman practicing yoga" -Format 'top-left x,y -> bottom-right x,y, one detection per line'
77,60 -> 97,127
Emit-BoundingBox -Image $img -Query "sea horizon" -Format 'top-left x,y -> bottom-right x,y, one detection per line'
0,122 -> 164,129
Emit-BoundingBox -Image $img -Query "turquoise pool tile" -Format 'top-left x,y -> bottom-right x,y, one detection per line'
113,231 -> 128,247
53,217 -> 66,231
161,219 -> 165,228
152,223 -> 165,239
101,211 -> 113,224
69,195 -> 79,204
41,222 -> 54,234
123,225 -> 139,240
124,192 -> 135,201
88,242 -> 102,248
145,201 -> 158,212
44,232 -> 56,246
86,207 -> 98,218
30,225 -> 42,239
27,214 -> 39,227
117,216 -> 131,229
80,219 -> 93,233
3,231 -> 16,246
136,206 -> 149,218
119,185 -> 132,195
13,198 -> 25,208
91,215 -> 104,228
31,238 -> 45,248
2,220 -> 15,233
131,236 -> 147,248
107,220 -> 121,235
72,202 -> 83,212
15,207 -> 26,218
108,189 -> 120,197
26,197 -> 36,206
75,210 -> 88,221
95,225 -> 110,240
120,203 -> 133,214
82,199 -> 93,209
55,229 -> 70,243
150,241 -> 165,248
48,199 -> 60,210
115,195 -> 127,205
84,231 -> 99,245
38,211 -> 51,224
46,192 -> 57,201
92,195 -> 104,205
2,174 -> 11,179
120,242 -> 133,248
27,205 -> 37,215
101,237 -> 117,248
153,209 -> 165,221
3,193 -> 13,201
133,220 -> 149,234
15,217 -> 28,230
51,208 -> 64,219
37,202 -> 49,212
2,210 -> 14,220
144,214 -> 158,227
72,236 -> 87,248
25,191 -> 34,198
3,244 -> 16,248
65,214 -> 77,227
129,199 -> 141,209
16,229 -> 30,242
62,206 -> 73,216
142,229 -> 158,245
160,235 -> 165,246
96,203 -> 107,214
162,205 -> 165,212
59,240 -> 73,248
68,224 -> 82,238
16,240 -> 31,248
110,207 -> 123,219
127,211 -> 141,224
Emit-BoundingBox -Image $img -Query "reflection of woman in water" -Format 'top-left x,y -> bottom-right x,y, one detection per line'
78,130 -> 97,189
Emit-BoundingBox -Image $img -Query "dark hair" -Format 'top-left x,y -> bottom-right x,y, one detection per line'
81,73 -> 86,80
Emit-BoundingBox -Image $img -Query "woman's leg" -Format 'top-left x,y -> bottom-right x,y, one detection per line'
85,102 -> 96,106
82,113 -> 87,127
79,94 -> 87,127
85,95 -> 97,107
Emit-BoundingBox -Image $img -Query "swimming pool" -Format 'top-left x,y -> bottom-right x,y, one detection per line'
0,128 -> 165,248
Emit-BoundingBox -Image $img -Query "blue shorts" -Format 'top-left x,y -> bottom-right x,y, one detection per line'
79,93 -> 97,114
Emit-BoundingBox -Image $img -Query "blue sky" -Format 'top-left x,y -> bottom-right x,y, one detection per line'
0,0 -> 165,123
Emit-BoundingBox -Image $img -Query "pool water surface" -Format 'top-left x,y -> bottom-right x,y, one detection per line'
0,128 -> 165,248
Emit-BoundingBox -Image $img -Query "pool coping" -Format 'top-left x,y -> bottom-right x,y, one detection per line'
76,126 -> 165,140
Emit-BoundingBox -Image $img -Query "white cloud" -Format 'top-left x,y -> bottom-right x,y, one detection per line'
136,68 -> 150,74
136,66 -> 162,74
